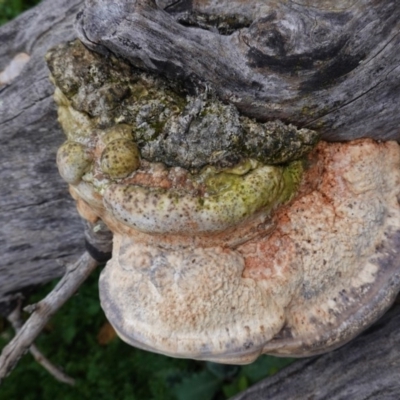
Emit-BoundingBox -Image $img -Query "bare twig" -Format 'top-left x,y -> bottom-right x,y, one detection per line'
0,252 -> 99,383
7,305 -> 75,385
29,345 -> 76,385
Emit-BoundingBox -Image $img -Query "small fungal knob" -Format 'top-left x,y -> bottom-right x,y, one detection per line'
100,139 -> 140,179
57,141 -> 92,184
101,124 -> 133,145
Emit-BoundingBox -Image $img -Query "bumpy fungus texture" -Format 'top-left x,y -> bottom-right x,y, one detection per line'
46,40 -> 319,171
48,40 -> 400,364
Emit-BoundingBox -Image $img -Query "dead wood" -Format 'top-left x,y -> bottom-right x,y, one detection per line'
1,0 -> 400,397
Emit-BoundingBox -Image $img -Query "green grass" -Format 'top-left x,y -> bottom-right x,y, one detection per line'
0,268 -> 294,400
0,0 -> 41,26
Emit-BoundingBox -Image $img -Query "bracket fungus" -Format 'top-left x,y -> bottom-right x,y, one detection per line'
47,40 -> 400,364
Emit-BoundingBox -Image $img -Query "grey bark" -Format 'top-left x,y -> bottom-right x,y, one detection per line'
77,0 -> 400,141
1,0 -> 400,397
232,301 -> 400,400
0,0 -> 83,312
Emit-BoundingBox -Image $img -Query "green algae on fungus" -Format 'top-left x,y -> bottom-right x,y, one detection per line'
103,161 -> 303,234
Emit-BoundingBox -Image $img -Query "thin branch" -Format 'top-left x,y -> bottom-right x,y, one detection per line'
0,252 -> 99,383
7,305 -> 75,385
29,345 -> 76,385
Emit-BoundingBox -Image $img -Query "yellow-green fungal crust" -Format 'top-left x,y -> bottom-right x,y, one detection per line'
53,87 -> 93,143
57,141 -> 92,185
279,160 -> 304,203
103,162 -> 303,233
100,139 -> 140,179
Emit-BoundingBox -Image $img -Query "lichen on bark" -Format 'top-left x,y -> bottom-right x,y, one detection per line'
46,39 -> 319,171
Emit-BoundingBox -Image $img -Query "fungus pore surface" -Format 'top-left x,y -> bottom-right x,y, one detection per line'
48,40 -> 400,364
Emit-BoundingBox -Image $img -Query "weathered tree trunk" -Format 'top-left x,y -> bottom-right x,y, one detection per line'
1,0 -> 400,396
0,0 -> 83,313
232,300 -> 400,400
77,0 -> 400,141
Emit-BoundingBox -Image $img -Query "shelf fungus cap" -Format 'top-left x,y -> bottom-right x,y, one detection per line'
48,40 -> 400,364
99,140 -> 400,363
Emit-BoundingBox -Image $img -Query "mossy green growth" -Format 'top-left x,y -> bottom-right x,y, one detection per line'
202,160 -> 303,225
279,160 -> 304,204
104,161 -> 303,234
204,173 -> 243,196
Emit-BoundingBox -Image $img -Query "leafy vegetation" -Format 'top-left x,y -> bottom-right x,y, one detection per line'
0,268 -> 294,399
0,0 -> 41,26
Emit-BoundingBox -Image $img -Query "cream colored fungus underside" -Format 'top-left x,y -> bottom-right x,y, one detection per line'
99,140 -> 400,362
